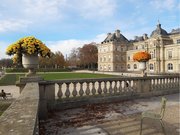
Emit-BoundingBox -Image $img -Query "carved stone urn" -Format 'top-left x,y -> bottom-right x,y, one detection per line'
139,62 -> 146,77
22,54 -> 38,76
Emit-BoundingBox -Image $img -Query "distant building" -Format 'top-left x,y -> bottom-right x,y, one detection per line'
98,23 -> 180,73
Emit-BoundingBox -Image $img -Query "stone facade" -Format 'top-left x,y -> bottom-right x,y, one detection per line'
98,23 -> 180,73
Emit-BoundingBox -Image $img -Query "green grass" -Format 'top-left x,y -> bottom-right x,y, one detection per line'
0,74 -> 25,86
0,72 -> 116,85
0,103 -> 11,116
39,72 -> 115,80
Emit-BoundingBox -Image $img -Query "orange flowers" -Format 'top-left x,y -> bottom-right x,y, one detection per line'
133,51 -> 151,62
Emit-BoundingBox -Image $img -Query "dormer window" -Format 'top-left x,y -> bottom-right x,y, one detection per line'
177,39 -> 180,44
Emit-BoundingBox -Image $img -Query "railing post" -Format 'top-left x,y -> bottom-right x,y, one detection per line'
141,78 -> 151,93
39,84 -> 48,120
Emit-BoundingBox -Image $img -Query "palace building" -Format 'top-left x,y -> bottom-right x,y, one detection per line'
98,23 -> 180,73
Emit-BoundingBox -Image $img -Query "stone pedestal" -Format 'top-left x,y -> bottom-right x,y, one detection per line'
16,76 -> 43,93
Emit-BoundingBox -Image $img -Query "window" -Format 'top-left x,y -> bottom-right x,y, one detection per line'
177,39 -> 180,44
168,51 -> 172,59
108,55 -> 111,61
103,56 -> 106,62
121,56 -> 124,61
100,57 -> 102,62
127,64 -> 130,69
108,65 -> 111,71
121,47 -> 123,51
134,64 -> 137,69
168,63 -> 173,70
150,51 -> 154,58
154,49 -> 156,58
128,56 -> 130,61
142,45 -> 144,49
100,65 -> 102,70
149,64 -> 154,70
135,46 -> 138,50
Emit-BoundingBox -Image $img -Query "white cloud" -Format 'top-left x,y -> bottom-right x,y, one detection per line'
23,0 -> 67,20
47,33 -> 106,57
150,0 -> 176,10
0,19 -> 31,32
0,42 -> 11,59
76,0 -> 117,19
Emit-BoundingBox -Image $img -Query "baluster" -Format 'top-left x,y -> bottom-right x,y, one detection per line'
119,81 -> 122,93
114,81 -> 118,94
72,82 -> 77,97
175,77 -> 178,88
79,82 -> 84,96
109,81 -> 113,94
159,79 -> 162,90
86,82 -> 90,95
167,78 -> 170,88
161,79 -> 164,90
174,78 -> 176,88
165,78 -> 168,90
151,79 -> 154,91
65,83 -> 70,98
169,78 -> 172,88
98,81 -> 102,95
156,79 -> 159,90
130,80 -> 133,92
103,81 -> 107,94
57,83 -> 63,98
92,82 -> 96,95
124,81 -> 129,92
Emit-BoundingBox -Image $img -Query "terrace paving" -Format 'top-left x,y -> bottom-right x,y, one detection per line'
40,93 -> 180,135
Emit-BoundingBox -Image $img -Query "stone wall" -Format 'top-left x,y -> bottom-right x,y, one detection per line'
0,83 -> 39,135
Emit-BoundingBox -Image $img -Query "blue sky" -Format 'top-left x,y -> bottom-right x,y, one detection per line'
0,0 -> 179,59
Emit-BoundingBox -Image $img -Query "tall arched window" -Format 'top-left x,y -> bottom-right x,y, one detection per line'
168,63 -> 173,70
134,64 -> 137,69
127,64 -> 130,69
149,64 -> 154,70
150,51 -> 154,58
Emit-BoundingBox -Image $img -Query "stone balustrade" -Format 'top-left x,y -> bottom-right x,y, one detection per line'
0,75 -> 179,134
39,75 -> 179,111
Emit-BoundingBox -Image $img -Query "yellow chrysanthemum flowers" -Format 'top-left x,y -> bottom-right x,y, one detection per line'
6,36 -> 51,58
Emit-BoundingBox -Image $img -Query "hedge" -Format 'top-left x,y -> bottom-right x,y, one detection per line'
5,68 -> 72,73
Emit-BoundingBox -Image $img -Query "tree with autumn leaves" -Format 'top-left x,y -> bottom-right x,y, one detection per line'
67,43 -> 98,69
79,43 -> 98,69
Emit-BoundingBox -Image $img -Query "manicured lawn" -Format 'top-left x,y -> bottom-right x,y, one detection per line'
39,72 -> 115,80
0,72 -> 116,85
0,74 -> 25,86
0,102 -> 11,116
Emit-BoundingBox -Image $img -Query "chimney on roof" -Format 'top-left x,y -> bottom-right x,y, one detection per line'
115,29 -> 120,38
143,33 -> 148,40
107,33 -> 111,36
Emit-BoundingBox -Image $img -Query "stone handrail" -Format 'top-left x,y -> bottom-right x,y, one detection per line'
0,83 -> 39,135
39,75 -> 179,100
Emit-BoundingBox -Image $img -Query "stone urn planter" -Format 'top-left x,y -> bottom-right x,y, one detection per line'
139,62 -> 146,77
22,54 -> 38,76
